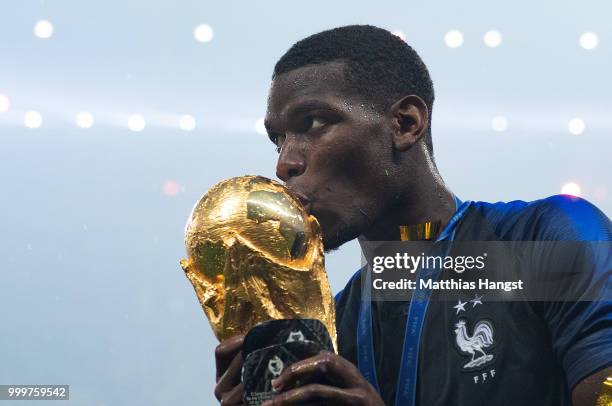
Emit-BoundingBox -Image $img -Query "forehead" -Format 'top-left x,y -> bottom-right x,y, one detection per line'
266,60 -> 356,117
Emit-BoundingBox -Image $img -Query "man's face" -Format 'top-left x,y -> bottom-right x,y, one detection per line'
265,61 -> 400,251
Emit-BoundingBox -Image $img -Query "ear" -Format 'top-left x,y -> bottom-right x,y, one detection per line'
388,95 -> 429,152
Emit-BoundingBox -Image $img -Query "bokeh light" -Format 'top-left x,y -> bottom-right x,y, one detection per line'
194,24 -> 214,43
128,114 -> 146,132
0,94 -> 9,112
491,116 -> 508,132
483,30 -> 503,47
255,117 -> 267,135
561,182 -> 582,197
24,111 -> 43,128
568,117 -> 585,135
579,32 -> 598,50
162,180 -> 182,197
33,20 -> 54,39
444,30 -> 464,48
392,30 -> 406,41
76,111 -> 94,129
179,114 -> 196,131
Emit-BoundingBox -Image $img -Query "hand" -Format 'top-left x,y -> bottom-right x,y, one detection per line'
214,334 -> 245,405
262,351 -> 384,406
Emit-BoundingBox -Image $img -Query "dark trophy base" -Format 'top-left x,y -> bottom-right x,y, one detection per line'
241,319 -> 334,406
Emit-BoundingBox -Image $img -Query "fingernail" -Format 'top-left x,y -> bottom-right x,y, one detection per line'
271,378 -> 281,390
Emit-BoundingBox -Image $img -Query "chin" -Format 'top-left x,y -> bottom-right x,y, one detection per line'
323,238 -> 343,253
313,205 -> 368,252
321,218 -> 363,253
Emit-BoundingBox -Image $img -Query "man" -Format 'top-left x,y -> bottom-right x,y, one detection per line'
214,25 -> 611,405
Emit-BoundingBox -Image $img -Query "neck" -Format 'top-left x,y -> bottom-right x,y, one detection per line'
359,151 -> 456,244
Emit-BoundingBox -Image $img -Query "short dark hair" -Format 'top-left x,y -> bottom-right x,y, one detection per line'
273,24 -> 435,155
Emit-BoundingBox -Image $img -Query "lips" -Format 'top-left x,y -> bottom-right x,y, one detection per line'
288,189 -> 313,214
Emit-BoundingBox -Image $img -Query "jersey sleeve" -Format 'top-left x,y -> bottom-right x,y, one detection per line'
532,195 -> 612,390
334,267 -> 364,365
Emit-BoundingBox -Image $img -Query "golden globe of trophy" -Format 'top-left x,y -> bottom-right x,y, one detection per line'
180,175 -> 336,350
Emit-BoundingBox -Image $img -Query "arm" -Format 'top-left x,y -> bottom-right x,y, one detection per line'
531,196 -> 612,405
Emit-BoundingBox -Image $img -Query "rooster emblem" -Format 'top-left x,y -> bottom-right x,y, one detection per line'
454,319 -> 494,369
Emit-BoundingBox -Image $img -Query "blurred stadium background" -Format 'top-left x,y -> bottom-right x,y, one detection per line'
0,1 -> 610,404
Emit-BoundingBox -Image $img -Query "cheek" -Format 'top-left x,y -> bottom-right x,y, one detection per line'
315,126 -> 387,183
311,127 -> 392,213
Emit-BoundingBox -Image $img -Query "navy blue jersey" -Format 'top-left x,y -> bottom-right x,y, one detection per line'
335,195 -> 611,405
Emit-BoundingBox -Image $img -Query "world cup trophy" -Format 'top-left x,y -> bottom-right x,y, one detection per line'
180,175 -> 336,405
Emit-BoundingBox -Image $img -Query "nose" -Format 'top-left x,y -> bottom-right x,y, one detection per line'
276,155 -> 306,181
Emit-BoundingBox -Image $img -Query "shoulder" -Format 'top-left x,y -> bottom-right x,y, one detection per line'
468,195 -> 611,241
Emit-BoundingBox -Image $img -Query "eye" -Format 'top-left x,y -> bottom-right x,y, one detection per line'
310,117 -> 326,130
304,116 -> 328,131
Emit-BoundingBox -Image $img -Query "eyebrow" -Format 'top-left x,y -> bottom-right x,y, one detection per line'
285,99 -> 337,116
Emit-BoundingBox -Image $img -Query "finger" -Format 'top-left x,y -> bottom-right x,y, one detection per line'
262,384 -> 362,406
215,335 -> 245,380
220,382 -> 244,406
271,351 -> 362,391
214,353 -> 243,400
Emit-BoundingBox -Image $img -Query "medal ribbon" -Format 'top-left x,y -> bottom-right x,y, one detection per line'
357,197 -> 471,406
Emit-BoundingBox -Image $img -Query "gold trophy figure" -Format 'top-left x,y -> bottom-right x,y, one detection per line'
180,175 -> 337,350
